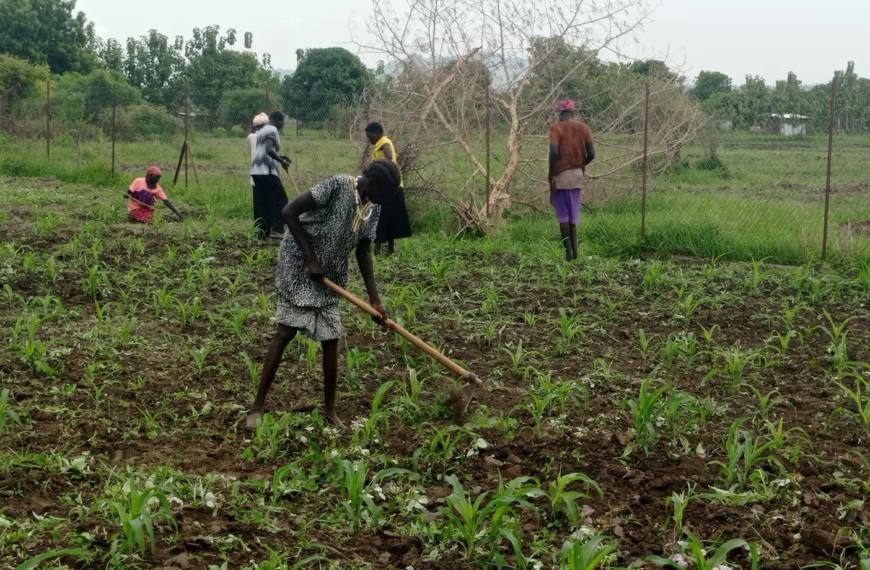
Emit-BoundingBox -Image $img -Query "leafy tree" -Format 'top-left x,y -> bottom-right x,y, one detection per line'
47,70 -> 140,144
702,90 -> 745,122
771,71 -> 806,115
281,47 -> 371,122
123,30 -> 185,109
0,53 -> 49,112
836,61 -> 865,132
524,35 -> 602,114
629,59 -> 682,85
692,71 -> 732,101
219,87 -> 270,130
0,0 -> 97,73
186,49 -> 260,121
121,25 -> 266,119
738,75 -> 770,128
183,25 -> 237,59
95,37 -> 124,72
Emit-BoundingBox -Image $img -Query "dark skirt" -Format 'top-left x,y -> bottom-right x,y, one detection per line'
376,188 -> 412,241
252,174 -> 289,237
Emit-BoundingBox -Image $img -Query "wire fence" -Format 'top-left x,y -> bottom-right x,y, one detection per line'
631,74 -> 869,264
1,74 -> 867,265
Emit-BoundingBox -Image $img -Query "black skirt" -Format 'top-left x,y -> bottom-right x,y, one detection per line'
252,174 -> 289,237
376,188 -> 412,241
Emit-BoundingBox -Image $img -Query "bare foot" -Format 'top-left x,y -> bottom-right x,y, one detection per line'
245,411 -> 262,430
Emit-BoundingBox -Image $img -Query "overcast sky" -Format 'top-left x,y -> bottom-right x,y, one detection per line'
79,0 -> 864,85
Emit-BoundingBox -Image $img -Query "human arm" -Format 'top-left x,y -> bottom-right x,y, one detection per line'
264,132 -> 291,171
124,191 -> 155,210
548,142 -> 560,196
548,124 -> 560,194
585,140 -> 595,166
163,199 -> 183,220
355,238 -> 387,324
282,191 -> 322,279
382,142 -> 394,162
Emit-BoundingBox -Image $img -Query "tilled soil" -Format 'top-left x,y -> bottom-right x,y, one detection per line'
1,183 -> 868,569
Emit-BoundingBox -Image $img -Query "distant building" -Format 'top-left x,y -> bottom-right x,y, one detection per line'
770,113 -> 810,137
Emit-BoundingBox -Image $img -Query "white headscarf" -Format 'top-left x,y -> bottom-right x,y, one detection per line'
252,113 -> 269,127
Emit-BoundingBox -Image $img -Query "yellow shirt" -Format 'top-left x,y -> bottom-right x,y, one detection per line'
372,136 -> 403,187
372,135 -> 397,162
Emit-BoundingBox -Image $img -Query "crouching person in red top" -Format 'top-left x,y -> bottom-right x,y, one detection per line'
126,166 -> 183,223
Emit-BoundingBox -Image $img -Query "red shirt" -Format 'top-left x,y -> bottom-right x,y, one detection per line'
549,120 -> 593,176
127,177 -> 167,212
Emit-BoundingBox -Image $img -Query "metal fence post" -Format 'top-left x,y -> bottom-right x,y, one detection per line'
45,78 -> 51,160
822,75 -> 838,261
184,95 -> 190,186
111,83 -> 117,176
485,81 -> 491,219
640,80 -> 650,240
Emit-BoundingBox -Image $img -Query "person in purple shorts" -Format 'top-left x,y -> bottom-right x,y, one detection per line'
548,99 -> 595,260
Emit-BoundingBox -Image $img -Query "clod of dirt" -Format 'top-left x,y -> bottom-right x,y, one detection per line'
155,551 -> 193,570
802,527 -> 839,557
802,491 -> 820,507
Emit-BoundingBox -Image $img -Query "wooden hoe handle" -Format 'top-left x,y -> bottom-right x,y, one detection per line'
322,278 -> 476,382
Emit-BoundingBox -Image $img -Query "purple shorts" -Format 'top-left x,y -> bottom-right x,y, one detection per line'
553,189 -> 582,224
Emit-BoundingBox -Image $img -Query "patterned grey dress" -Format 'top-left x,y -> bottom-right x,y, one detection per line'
275,175 -> 380,341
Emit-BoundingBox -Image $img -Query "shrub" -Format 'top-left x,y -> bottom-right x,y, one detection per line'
117,104 -> 181,140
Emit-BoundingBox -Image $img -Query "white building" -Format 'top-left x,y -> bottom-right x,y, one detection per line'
770,113 -> 810,137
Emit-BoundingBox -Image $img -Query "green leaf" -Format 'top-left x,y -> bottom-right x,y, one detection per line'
707,538 -> 748,568
646,554 -> 682,568
16,548 -> 88,570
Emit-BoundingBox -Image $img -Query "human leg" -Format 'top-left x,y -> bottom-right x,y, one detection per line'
568,224 -> 578,260
552,190 -> 573,260
130,207 -> 154,224
268,175 -> 290,234
559,222 -> 572,260
252,176 -> 270,239
570,189 -> 582,260
321,339 -> 341,426
558,189 -> 581,260
247,324 -> 297,427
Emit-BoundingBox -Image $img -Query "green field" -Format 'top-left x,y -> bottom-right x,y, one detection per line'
1,127 -> 869,566
1,129 -> 867,265
1,170 -> 869,568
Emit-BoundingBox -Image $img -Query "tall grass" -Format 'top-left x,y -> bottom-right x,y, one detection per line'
1,129 -> 867,265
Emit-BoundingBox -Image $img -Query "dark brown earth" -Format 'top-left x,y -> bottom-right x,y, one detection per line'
1,183 -> 868,569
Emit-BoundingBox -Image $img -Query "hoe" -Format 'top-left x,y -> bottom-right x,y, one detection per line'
323,277 -> 483,423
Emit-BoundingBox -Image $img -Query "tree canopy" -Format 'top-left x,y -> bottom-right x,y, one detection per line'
698,63 -> 870,132
280,47 -> 371,121
0,53 -> 49,105
0,0 -> 97,73
692,71 -> 732,101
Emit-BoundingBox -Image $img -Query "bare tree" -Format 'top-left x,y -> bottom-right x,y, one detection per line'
357,0 -> 703,232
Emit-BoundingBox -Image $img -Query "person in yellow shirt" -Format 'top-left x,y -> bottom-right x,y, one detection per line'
365,122 -> 412,255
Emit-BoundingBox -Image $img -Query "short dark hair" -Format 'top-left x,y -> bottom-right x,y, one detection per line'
269,111 -> 285,123
363,159 -> 401,194
365,121 -> 384,136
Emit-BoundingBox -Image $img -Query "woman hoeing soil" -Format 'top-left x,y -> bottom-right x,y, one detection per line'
246,160 -> 402,428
